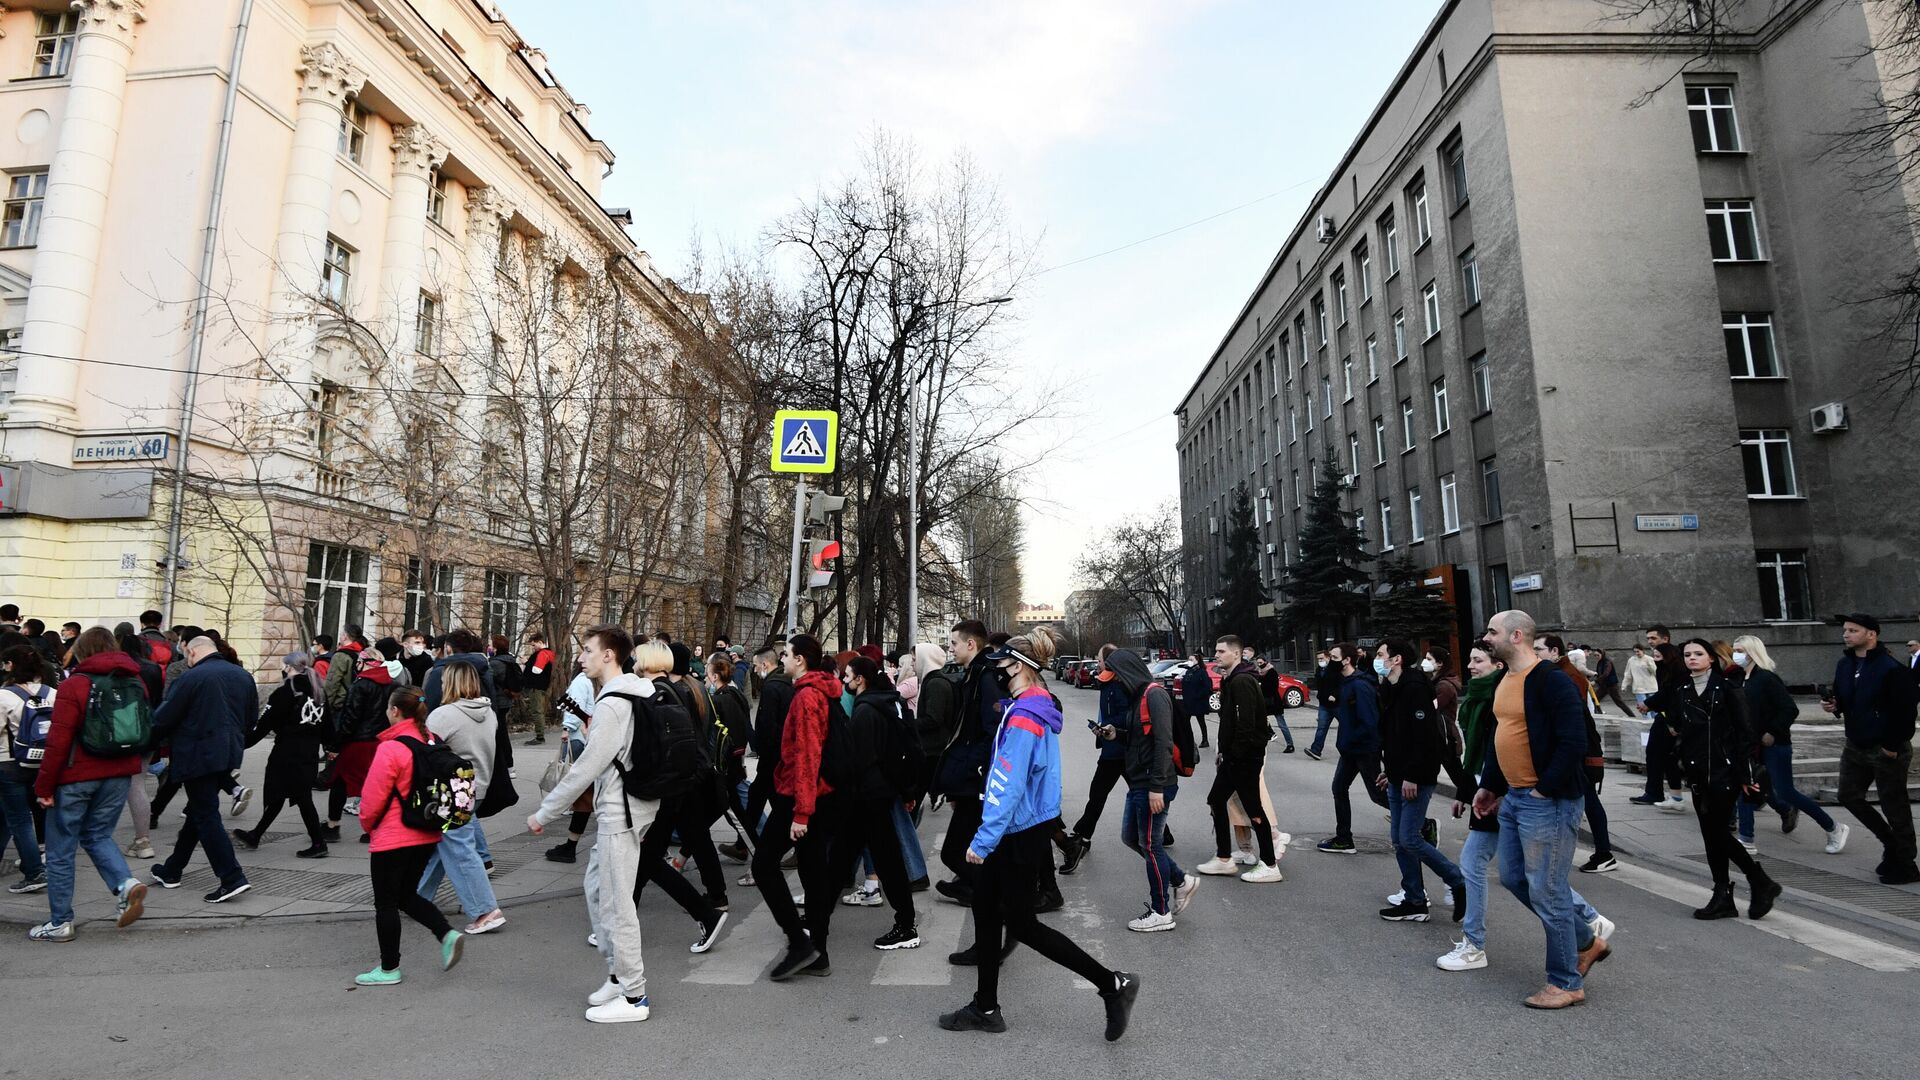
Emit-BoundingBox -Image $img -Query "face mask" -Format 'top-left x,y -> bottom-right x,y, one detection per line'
1732,650 -> 1748,667
1419,658 -> 1437,674
405,643 -> 425,657
992,665 -> 1014,696
1373,658 -> 1390,677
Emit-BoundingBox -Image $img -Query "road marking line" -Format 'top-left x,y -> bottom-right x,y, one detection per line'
1602,858 -> 1920,972
875,891 -> 963,986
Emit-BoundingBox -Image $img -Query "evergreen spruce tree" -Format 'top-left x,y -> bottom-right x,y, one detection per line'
1277,454 -> 1372,644
1370,550 -> 1457,643
1212,484 -> 1270,650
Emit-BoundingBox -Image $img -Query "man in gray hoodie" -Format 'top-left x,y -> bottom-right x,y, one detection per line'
1101,650 -> 1195,932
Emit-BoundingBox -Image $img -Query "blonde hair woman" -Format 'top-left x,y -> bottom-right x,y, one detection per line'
418,662 -> 505,935
1733,635 -> 1847,855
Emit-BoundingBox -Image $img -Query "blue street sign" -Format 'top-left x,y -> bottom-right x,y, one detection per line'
771,410 -> 838,474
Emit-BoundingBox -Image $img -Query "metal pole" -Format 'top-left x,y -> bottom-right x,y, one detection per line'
786,483 -> 808,635
906,373 -> 920,650
161,0 -> 254,627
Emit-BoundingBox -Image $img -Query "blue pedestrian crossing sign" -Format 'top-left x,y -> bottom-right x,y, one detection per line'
771,410 -> 838,474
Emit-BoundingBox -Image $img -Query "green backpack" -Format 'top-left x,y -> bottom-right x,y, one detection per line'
80,673 -> 152,757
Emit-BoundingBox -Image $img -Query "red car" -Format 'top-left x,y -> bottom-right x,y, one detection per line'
1158,662 -> 1309,712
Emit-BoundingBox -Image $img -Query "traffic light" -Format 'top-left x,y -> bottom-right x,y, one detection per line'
806,492 -> 848,524
807,539 -> 842,590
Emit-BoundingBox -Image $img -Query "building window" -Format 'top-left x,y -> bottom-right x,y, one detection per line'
1470,352 -> 1492,414
1393,311 -> 1407,360
482,570 -> 523,638
1,171 -> 48,248
1409,486 -> 1425,541
1348,432 -> 1361,478
1278,334 -> 1290,383
1382,211 -> 1400,277
1706,199 -> 1763,262
1412,182 -> 1432,246
1366,336 -> 1380,381
1458,246 -> 1481,308
1724,312 -> 1781,377
1379,499 -> 1394,550
1687,85 -> 1741,153
304,542 -> 371,644
1372,417 -> 1387,465
31,12 -> 79,79
1342,358 -> 1354,400
1444,138 -> 1469,209
1294,317 -> 1309,365
322,235 -> 354,308
488,333 -> 507,387
1432,378 -> 1451,434
1322,375 -> 1333,419
416,292 -> 440,356
1304,386 -> 1315,432
339,98 -> 370,164
1489,562 -> 1512,613
1314,294 -> 1329,345
427,165 -> 448,226
310,380 -> 348,465
1401,399 -> 1416,450
1421,283 -> 1441,339
1292,470 -> 1302,508
1333,271 -> 1350,326
1356,243 -> 1373,301
1288,406 -> 1297,444
1440,473 -> 1460,533
1756,549 -> 1812,621
403,557 -> 456,635
1740,428 -> 1799,497
1481,458 -> 1503,518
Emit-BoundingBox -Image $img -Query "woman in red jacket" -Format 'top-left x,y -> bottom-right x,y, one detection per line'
354,687 -> 462,985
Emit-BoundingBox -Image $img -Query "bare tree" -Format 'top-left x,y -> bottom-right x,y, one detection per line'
1073,501 -> 1189,653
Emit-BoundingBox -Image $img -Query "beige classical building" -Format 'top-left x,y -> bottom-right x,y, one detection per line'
0,0 -> 776,660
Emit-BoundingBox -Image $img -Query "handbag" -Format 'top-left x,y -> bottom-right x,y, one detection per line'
540,738 -> 573,795
476,713 -> 520,819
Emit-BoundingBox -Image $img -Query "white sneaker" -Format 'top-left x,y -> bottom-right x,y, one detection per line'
464,911 -> 507,935
1274,831 -> 1292,857
27,921 -> 75,943
1657,795 -> 1687,813
1240,862 -> 1283,883
1436,940 -> 1487,971
1127,908 -> 1176,933
1171,875 -> 1200,915
343,796 -> 361,816
587,978 -> 625,1006
586,931 -> 599,949
1738,838 -> 1759,856
1387,890 -> 1406,905
1195,856 -> 1239,876
124,839 -> 156,860
1590,913 -> 1616,943
841,883 -> 883,907
230,785 -> 253,817
1825,823 -> 1851,855
585,995 -> 651,1024
1230,850 -> 1257,866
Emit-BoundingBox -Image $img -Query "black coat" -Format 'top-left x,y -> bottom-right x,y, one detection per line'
1216,664 -> 1269,762
1743,667 -> 1799,746
753,671 -> 794,761
336,673 -> 397,746
248,680 -> 326,785
1646,670 -> 1758,793
149,655 -> 257,781
1380,668 -> 1446,786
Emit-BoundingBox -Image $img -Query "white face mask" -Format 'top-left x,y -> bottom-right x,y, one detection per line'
1732,650 -> 1749,667
1419,658 -> 1437,673
404,643 -> 425,657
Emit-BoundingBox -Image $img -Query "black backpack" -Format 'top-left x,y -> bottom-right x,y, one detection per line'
391,736 -> 477,834
606,688 -> 706,801
877,698 -> 923,798
489,655 -> 523,696
817,693 -> 861,790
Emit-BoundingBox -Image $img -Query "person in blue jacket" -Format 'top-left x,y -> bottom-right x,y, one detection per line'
938,627 -> 1140,1043
1317,642 -> 1390,854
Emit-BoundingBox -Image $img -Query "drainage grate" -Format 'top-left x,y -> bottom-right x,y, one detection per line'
1680,854 -> 1920,922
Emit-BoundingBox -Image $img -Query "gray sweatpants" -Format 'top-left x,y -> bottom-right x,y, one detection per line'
584,801 -> 656,997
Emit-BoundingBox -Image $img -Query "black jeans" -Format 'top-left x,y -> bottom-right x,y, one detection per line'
752,794 -> 837,950
827,795 -> 915,930
972,826 -> 1112,1013
1209,757 -> 1276,863
670,779 -> 732,900
1331,749 -> 1388,841
370,842 -> 451,970
161,773 -> 245,885
1642,722 -> 1683,799
1837,742 -> 1916,866
1583,768 -> 1612,859
1069,756 -> 1126,840
745,770 -> 776,838
153,770 -> 237,821
245,772 -> 324,845
1692,785 -> 1760,887
633,796 -> 720,919
941,794 -> 984,886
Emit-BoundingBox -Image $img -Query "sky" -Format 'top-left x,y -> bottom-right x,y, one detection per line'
509,0 -> 1441,605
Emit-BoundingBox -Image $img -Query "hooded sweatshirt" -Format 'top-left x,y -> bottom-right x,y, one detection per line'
533,672 -> 654,833
1104,649 -> 1175,792
778,668 -> 843,826
427,696 -> 499,801
970,687 -> 1065,858
1335,666 -> 1382,755
358,719 -> 446,852
423,651 -> 496,713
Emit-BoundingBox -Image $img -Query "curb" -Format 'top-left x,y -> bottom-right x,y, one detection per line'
4,882 -> 587,935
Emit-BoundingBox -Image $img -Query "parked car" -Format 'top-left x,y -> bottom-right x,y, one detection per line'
1062,660 -> 1088,686
1074,659 -> 1102,688
1053,654 -> 1085,678
1147,659 -> 1185,682
1153,661 -> 1310,712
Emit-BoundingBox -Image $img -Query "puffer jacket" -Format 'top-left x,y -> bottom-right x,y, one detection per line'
335,665 -> 397,746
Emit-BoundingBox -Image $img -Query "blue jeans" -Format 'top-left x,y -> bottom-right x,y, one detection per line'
1271,710 -> 1294,748
1121,787 -> 1185,914
45,777 -> 136,925
1496,789 -> 1590,991
863,800 -> 929,882
1308,706 -> 1334,755
418,820 -> 498,920
0,765 -> 45,878
1459,825 -> 1600,950
1739,743 -> 1835,840
1388,782 -> 1462,902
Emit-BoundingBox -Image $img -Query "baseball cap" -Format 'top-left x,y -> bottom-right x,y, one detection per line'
1837,613 -> 1882,633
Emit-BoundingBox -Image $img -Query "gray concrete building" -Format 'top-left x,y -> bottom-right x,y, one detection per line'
1176,0 -> 1920,682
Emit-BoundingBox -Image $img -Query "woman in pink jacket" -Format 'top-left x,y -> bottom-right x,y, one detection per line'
355,687 -> 463,985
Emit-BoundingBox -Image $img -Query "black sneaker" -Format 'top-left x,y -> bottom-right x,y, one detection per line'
769,941 -> 820,981
908,876 -> 931,892
546,840 -> 578,864
1304,747 -> 1323,760
938,1002 -> 1008,1033
1881,863 -> 1920,886
1379,900 -> 1431,922
934,879 -> 973,906
1316,837 -> 1357,854
1781,808 -> 1800,834
948,938 -> 1017,966
231,829 -> 258,851
703,892 -> 730,913
875,925 -> 921,950
523,736 -> 547,745
800,953 -> 832,977
1060,835 -> 1090,875
1033,889 -> 1064,915
1162,828 -> 1174,847
150,864 -> 182,889
1580,853 -> 1619,874
1421,818 -> 1439,846
357,833 -> 370,844
1283,745 -> 1296,753
720,841 -> 749,863
296,843 -> 329,859
320,825 -> 343,843
691,910 -> 728,954
1627,795 -> 1660,806
205,879 -> 252,904
1100,971 -> 1140,1042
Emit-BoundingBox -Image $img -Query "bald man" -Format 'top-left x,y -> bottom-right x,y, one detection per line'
149,636 -> 258,903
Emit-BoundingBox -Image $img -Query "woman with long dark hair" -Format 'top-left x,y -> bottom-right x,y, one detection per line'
1643,639 -> 1780,920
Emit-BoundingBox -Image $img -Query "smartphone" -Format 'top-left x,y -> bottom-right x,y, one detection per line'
1816,682 -> 1833,702
1086,719 -> 1101,732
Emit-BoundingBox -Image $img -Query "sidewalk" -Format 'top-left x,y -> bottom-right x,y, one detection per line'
0,739 -> 597,932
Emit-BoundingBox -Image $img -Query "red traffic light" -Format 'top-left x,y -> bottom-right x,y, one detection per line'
810,540 -> 842,568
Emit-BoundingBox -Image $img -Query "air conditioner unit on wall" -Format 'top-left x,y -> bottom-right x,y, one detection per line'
1316,214 -> 1337,244
1265,543 -> 1276,554
1810,401 -> 1848,433
1258,486 -> 1270,500
1338,474 -> 1357,489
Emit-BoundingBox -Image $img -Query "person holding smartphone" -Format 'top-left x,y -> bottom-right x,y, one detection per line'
1824,615 -> 1918,885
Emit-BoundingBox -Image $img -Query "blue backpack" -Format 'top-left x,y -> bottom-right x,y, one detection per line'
5,685 -> 54,768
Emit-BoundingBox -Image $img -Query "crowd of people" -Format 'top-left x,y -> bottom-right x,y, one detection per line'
0,598 -> 1913,1023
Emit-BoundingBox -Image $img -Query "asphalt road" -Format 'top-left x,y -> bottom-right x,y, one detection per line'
14,681 -> 1916,1080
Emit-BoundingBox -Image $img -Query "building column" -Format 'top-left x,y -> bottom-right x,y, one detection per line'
455,187 -> 510,431
379,123 -> 444,365
11,0 -> 146,429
